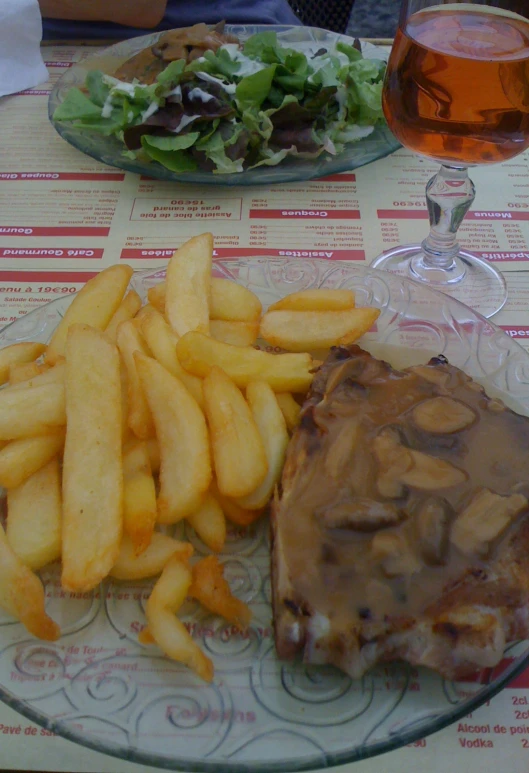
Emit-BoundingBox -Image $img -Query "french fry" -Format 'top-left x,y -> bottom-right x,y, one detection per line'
210,320 -> 259,347
187,493 -> 226,553
9,360 -> 50,386
123,439 -> 157,555
46,264 -> 133,364
7,457 -> 62,570
110,533 -> 193,580
116,319 -> 154,439
166,233 -> 212,337
0,382 -> 65,440
259,307 -> 381,352
138,306 -> 204,408
236,382 -> 288,510
0,431 -> 65,489
119,359 -> 130,441
0,342 -> 47,386
61,324 -> 123,592
268,288 -> 355,312
189,556 -> 252,631
203,366 -> 267,499
339,317 -> 380,345
147,277 -> 262,322
134,303 -> 157,324
135,352 -> 211,523
210,481 -> 264,527
105,289 -> 143,343
138,627 -> 156,644
146,555 -> 213,682
0,523 -> 60,640
7,361 -> 65,391
176,332 -> 314,393
275,392 -> 301,433
147,283 -> 166,315
145,437 -> 160,475
147,276 -> 262,322
209,278 -> 262,321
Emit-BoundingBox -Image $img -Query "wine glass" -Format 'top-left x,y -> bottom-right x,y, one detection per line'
371,0 -> 529,318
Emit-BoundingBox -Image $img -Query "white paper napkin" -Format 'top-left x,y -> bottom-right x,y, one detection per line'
0,0 -> 48,98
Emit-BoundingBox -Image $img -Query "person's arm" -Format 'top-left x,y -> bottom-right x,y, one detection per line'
38,0 -> 168,28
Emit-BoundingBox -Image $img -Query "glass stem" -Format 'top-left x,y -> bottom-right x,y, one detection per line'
421,164 -> 476,270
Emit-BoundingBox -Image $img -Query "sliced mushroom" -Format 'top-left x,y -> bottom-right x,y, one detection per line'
411,397 -> 476,434
324,359 -> 360,395
373,427 -> 413,499
371,532 -> 422,578
377,475 -> 405,499
416,497 -> 452,565
349,444 -> 375,497
319,498 -> 404,532
401,450 -> 467,490
486,398 -> 505,414
410,365 -> 450,388
451,488 -> 528,557
324,419 -> 360,479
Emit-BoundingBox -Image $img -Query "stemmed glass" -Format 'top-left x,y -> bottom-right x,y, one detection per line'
371,0 -> 529,317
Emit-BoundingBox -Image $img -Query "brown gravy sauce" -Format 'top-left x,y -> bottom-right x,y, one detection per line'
281,350 -> 529,628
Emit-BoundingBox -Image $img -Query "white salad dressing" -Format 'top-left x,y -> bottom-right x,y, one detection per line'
100,74 -> 159,119
187,87 -> 215,103
169,114 -> 201,133
101,96 -> 114,118
102,75 -> 138,95
166,84 -> 182,99
141,102 -> 159,122
195,71 -> 237,94
219,43 -> 267,76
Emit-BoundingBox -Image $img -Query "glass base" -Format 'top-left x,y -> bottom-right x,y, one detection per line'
371,244 -> 507,318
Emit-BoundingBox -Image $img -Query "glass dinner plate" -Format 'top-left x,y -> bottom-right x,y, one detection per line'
47,25 -> 400,186
0,258 -> 529,771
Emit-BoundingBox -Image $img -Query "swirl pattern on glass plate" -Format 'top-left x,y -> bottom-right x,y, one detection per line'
0,258 -> 528,771
131,677 -> 233,757
201,617 -> 262,670
251,644 -> 373,727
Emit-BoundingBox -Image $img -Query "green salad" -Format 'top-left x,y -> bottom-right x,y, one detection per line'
53,31 -> 387,175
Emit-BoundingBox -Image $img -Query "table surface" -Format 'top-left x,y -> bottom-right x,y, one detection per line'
1,39 -> 529,773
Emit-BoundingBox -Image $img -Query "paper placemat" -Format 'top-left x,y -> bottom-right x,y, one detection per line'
0,43 -> 528,772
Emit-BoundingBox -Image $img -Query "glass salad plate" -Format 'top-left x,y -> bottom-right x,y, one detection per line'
0,257 -> 529,771
47,25 -> 400,186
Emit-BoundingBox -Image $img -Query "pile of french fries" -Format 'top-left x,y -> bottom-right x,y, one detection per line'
0,232 -> 379,682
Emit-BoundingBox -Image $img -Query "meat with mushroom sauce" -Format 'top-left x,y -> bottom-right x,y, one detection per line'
271,345 -> 529,679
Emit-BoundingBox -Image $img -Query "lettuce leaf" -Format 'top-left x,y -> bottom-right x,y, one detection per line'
156,59 -> 186,87
235,66 -> 276,109
53,88 -> 102,121
142,132 -> 200,151
186,49 -> 239,79
242,31 -> 282,63
336,41 -> 363,62
85,71 -> 110,107
140,139 -> 197,172
61,113 -> 124,135
196,128 -> 245,173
